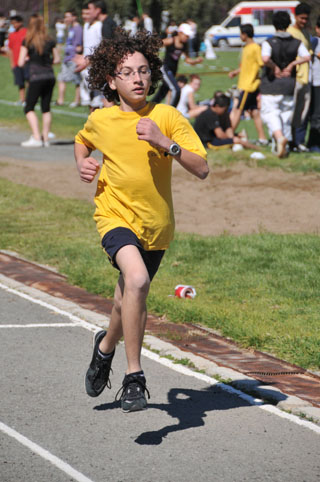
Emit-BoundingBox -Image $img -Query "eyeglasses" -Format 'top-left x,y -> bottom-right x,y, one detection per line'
115,68 -> 151,81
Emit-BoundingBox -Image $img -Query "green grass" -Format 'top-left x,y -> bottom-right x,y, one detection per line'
1,178 -> 319,371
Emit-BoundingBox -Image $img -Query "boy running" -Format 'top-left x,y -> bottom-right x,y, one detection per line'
74,28 -> 208,413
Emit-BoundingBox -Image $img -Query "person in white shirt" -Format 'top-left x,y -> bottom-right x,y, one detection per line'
142,13 -> 153,33
74,1 -> 102,109
187,19 -> 197,57
176,74 -> 207,118
55,18 -> 66,53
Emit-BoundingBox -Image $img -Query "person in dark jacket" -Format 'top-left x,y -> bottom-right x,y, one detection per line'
260,11 -> 310,157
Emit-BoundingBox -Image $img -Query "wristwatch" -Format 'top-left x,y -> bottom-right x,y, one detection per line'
168,142 -> 181,156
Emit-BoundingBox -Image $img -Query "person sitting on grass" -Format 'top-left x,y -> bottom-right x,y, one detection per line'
194,94 -> 254,150
74,28 -> 208,413
176,74 -> 208,119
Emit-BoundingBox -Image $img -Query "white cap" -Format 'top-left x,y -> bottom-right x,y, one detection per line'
178,23 -> 193,37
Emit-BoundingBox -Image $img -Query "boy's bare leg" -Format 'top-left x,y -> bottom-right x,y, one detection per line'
230,108 -> 241,131
99,275 -> 124,353
251,108 -> 267,140
106,245 -> 150,374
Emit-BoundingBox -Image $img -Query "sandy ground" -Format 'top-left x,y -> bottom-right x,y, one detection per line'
1,154 -> 320,236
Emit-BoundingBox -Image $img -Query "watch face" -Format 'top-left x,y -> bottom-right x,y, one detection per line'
170,143 -> 180,155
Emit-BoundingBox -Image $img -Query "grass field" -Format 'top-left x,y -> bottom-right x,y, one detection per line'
0,52 -> 320,371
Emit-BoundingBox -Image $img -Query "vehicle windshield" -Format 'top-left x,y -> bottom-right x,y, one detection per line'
222,16 -> 241,28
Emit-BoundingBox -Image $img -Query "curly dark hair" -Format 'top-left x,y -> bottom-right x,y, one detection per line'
87,28 -> 163,102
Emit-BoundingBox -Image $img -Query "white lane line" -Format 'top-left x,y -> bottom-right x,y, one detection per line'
0,282 -> 97,333
142,351 -> 320,434
0,323 -> 81,328
0,421 -> 95,482
1,281 -> 320,434
0,99 -> 88,119
142,347 -> 264,406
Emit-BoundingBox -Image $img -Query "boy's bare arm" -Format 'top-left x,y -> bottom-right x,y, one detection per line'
74,142 -> 100,183
228,67 -> 240,78
136,118 -> 209,180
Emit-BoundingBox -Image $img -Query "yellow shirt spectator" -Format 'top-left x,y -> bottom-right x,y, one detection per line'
287,25 -> 311,84
237,42 -> 263,92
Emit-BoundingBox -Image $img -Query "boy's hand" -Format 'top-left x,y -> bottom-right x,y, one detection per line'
77,157 -> 100,183
136,118 -> 167,150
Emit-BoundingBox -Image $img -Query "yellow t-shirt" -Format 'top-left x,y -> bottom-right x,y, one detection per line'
287,26 -> 310,85
75,102 -> 207,251
238,42 -> 263,92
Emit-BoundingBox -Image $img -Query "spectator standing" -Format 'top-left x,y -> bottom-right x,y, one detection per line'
18,14 -> 60,147
98,0 -> 116,39
124,14 -> 140,36
142,12 -> 153,34
260,11 -> 310,158
228,24 -> 268,145
55,17 -> 66,54
81,4 -> 90,24
176,74 -> 207,118
152,23 -> 203,107
8,15 -> 28,105
96,0 -> 117,108
187,18 -> 197,57
56,10 -> 83,107
287,2 -> 312,152
74,1 -> 102,109
307,16 -> 320,151
166,20 -> 178,37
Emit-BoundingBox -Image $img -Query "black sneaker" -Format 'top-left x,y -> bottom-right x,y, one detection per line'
85,330 -> 115,397
116,372 -> 150,412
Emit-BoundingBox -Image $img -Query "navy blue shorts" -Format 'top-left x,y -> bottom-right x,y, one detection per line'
237,89 -> 259,112
207,137 -> 233,147
13,65 -> 29,89
102,227 -> 165,281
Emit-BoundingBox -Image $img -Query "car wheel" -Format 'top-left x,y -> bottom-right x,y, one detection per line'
218,38 -> 228,48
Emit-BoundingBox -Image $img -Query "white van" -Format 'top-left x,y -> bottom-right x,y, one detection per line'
205,1 -> 298,47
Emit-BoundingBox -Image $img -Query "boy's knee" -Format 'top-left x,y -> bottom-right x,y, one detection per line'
125,271 -> 150,295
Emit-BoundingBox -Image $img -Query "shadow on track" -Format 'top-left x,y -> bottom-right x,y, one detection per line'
94,384 -> 255,445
